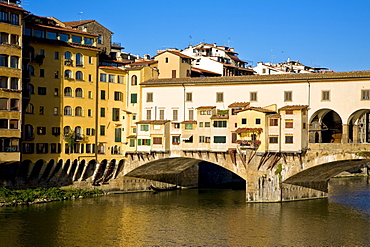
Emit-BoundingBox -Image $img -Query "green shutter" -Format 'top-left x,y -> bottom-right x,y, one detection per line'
147,139 -> 151,146
138,139 -> 142,145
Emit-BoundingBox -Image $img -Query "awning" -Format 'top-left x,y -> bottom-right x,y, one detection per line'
181,133 -> 193,140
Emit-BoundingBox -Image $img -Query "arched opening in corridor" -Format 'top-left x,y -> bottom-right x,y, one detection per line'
348,109 -> 370,143
309,109 -> 342,143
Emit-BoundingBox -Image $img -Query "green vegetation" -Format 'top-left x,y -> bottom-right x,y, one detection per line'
275,163 -> 283,179
0,187 -> 104,206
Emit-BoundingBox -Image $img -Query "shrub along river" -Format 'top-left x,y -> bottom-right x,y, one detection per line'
0,177 -> 369,246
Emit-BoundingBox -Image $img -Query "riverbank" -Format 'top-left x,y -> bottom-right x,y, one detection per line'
0,187 -> 104,207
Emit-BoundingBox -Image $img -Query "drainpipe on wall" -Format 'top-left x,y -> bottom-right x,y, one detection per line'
95,53 -> 99,162
182,83 -> 186,121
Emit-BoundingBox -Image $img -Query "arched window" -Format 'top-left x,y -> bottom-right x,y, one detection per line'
75,88 -> 83,98
112,145 -> 121,155
63,126 -> 71,134
64,106 -> 72,116
25,124 -> 34,140
25,103 -> 34,114
97,143 -> 105,154
64,70 -> 72,79
0,98 -> 8,110
75,126 -> 83,140
0,76 -> 8,88
64,87 -> 72,97
131,75 -> 137,85
75,106 -> 83,116
76,53 -> 83,67
64,51 -> 72,60
28,65 -> 34,76
76,71 -> 83,80
28,84 -> 34,94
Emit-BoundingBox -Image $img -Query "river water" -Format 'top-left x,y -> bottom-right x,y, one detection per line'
0,177 -> 369,246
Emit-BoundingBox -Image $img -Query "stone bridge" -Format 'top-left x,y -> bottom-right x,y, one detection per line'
0,143 -> 369,202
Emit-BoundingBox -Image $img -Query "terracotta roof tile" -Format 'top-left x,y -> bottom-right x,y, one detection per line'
136,120 -> 170,124
228,102 -> 250,107
181,121 -> 197,124
64,20 -> 95,27
279,105 -> 309,110
196,106 -> 216,109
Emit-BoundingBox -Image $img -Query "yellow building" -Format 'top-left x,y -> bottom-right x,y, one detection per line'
154,50 -> 192,79
21,15 -> 100,164
0,2 -> 25,162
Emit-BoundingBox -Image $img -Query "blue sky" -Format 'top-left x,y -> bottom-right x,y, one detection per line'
24,0 -> 370,72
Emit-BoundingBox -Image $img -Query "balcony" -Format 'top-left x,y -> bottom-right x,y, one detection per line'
237,140 -> 261,149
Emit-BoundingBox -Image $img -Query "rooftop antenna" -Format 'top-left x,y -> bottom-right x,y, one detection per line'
78,12 -> 83,21
189,35 -> 193,46
227,37 -> 233,47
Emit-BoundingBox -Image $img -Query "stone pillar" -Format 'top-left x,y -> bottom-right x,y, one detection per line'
353,125 -> 359,143
341,124 -> 349,144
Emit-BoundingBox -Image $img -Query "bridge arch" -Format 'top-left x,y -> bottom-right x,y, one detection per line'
309,108 -> 343,143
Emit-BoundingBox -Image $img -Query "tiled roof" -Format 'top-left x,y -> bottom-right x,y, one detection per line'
228,102 -> 250,107
126,135 -> 136,138
64,20 -> 95,27
279,105 -> 309,110
239,106 -> 276,114
136,120 -> 170,124
99,66 -> 125,71
27,23 -> 99,37
0,2 -> 25,11
196,106 -> 216,109
191,67 -> 222,75
141,71 -> 370,86
267,113 -> 281,118
181,121 -> 197,124
235,127 -> 263,133
155,50 -> 194,60
129,60 -> 157,66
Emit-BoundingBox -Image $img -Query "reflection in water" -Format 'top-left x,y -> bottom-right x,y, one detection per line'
0,177 -> 369,246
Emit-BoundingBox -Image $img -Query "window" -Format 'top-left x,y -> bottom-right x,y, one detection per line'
26,103 -> 34,114
250,92 -> 257,101
76,71 -> 83,80
98,34 -> 103,44
0,98 -> 8,110
115,128 -> 122,142
37,127 -> 46,135
72,36 -> 82,43
10,99 -> 19,111
28,65 -> 34,76
0,119 -> 8,128
64,51 -> 72,60
10,13 -> 19,25
52,127 -> 60,136
0,32 -> 8,44
75,88 -> 83,98
173,110 -> 178,121
100,108 -> 106,117
185,124 -> 193,130
129,139 -> 136,147
64,106 -> 72,116
199,136 -> 205,143
100,73 -> 106,82
147,92 -> 153,102
117,76 -> 124,84
189,109 -> 194,121
269,136 -> 278,143
270,118 -> 278,126
10,56 -> 18,68
47,32 -> 57,40
131,93 -> 137,103
284,91 -> 292,102
88,91 -> 92,99
214,136 -> 226,143
88,74 -> 92,82
75,107 -> 83,116
159,109 -> 165,120
53,107 -> 58,116
10,34 -> 18,45
286,110 -> 293,115
232,133 -> 237,143
216,92 -> 224,102
0,54 -> 8,67
114,91 -> 122,101
199,122 -> 204,127
64,87 -> 72,97
54,71 -> 59,79
241,118 -> 247,124
100,125 -> 105,136
50,143 -> 61,154
10,78 -> 18,90
205,122 -> 211,127
131,75 -> 137,85
108,74 -> 115,83
60,33 -> 69,42
0,77 -> 7,88
174,123 -> 180,129
146,109 -> 151,120
82,37 -> 93,46
140,125 -> 149,131
153,137 -> 162,145
256,118 -> 261,124
322,90 -> 330,101
101,90 -> 106,100
285,136 -> 293,144
138,139 -> 151,146
23,143 -> 34,154
36,143 -> 48,154
38,87 -> 46,95
213,121 -> 227,128
361,90 -> 370,100
76,53 -> 83,67
88,56 -> 93,64
112,108 -> 120,121
285,120 -> 293,128
172,136 -> 180,144
172,70 -> 176,78
186,92 -> 192,102
0,11 -> 8,22
39,106 -> 44,115
64,70 -> 72,79
165,57 -> 169,63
